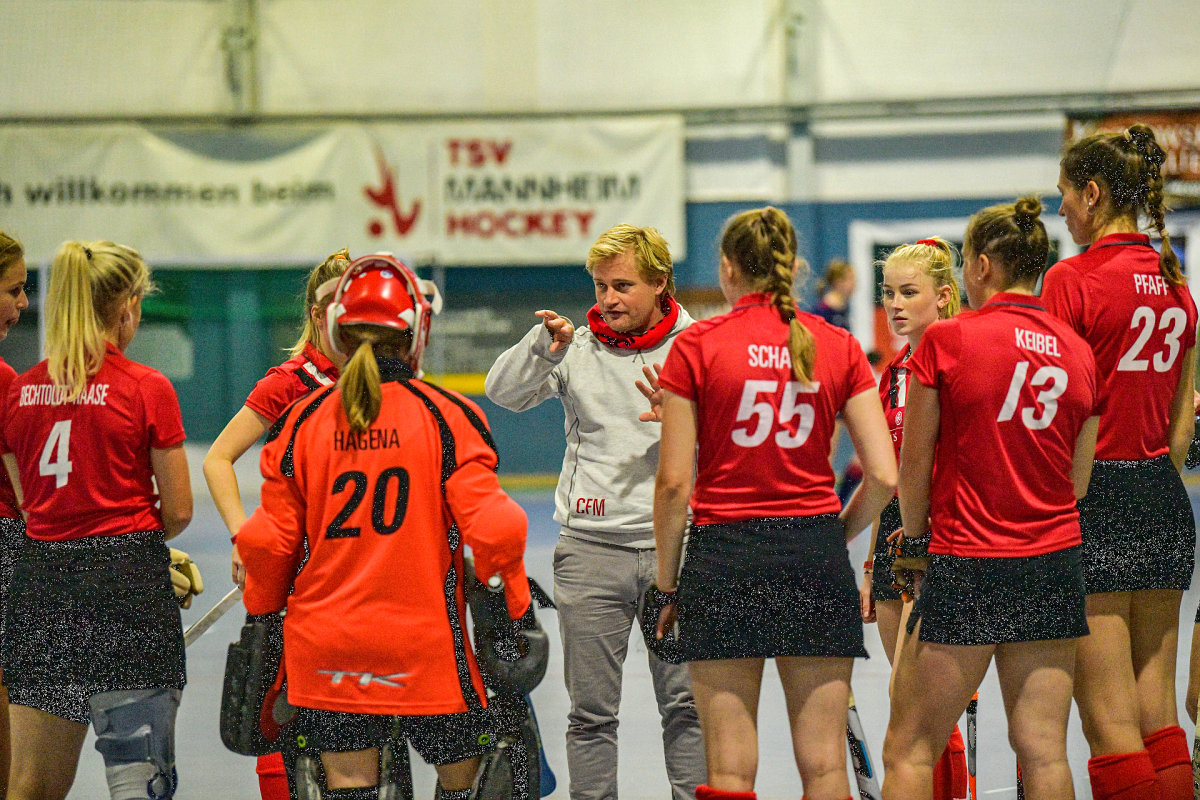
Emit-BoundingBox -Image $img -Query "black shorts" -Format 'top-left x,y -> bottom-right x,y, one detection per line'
3,531 -> 185,724
0,516 -> 27,650
291,706 -> 493,766
7,681 -> 92,724
1078,455 -> 1195,593
914,547 -> 1089,646
677,515 -> 867,660
871,498 -> 903,602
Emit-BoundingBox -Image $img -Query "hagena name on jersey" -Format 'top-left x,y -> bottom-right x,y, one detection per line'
18,383 -> 110,407
333,428 -> 403,451
1133,273 -> 1171,296
1014,329 -> 1061,357
747,344 -> 792,370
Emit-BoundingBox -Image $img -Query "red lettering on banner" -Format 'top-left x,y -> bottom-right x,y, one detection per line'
364,146 -> 421,237
445,210 -> 597,238
446,139 -> 514,167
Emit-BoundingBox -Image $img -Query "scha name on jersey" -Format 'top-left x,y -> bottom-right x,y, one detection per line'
1133,273 -> 1170,296
19,383 -> 110,407
747,344 -> 791,370
333,428 -> 402,451
1014,328 -> 1060,357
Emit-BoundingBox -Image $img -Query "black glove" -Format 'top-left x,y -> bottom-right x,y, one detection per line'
633,585 -> 681,666
888,534 -> 931,604
1186,418 -> 1200,469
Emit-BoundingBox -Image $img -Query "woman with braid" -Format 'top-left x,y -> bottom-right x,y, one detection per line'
1042,123 -> 1197,800
652,207 -> 896,800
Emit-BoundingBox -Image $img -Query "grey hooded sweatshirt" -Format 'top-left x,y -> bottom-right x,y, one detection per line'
484,309 -> 693,548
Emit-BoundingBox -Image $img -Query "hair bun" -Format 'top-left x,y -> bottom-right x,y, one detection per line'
1012,196 -> 1042,232
1126,124 -> 1166,167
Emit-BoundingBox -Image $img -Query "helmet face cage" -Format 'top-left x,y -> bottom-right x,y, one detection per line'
324,253 -> 442,372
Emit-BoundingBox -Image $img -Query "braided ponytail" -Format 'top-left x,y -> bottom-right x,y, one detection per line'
721,207 -> 815,385
1127,124 -> 1183,286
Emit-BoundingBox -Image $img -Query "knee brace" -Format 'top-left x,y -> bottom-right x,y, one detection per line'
89,688 -> 182,800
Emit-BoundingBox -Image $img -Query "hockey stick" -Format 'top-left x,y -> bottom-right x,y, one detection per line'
966,692 -> 978,800
484,578 -> 559,796
847,690 -> 882,800
184,587 -> 243,647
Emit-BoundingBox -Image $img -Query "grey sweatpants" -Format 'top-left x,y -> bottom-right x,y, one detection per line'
553,534 -> 706,800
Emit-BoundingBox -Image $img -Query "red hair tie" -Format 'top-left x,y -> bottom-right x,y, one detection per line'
916,239 -> 940,247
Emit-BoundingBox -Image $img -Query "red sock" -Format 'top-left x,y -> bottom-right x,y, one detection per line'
1144,725 -> 1192,800
695,786 -> 755,800
256,752 -> 290,800
1088,750 -> 1158,800
931,724 -> 968,800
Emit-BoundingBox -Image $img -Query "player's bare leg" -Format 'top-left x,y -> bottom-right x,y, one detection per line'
688,658 -> 764,792
1073,592 -> 1144,755
994,638 -> 1076,799
776,656 -> 853,800
7,705 -> 87,800
881,619 -> 990,800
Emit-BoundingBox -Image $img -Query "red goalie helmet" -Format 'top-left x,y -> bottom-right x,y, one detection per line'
323,253 -> 443,371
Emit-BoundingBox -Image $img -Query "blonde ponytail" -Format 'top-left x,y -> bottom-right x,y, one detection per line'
337,324 -> 413,433
46,240 -> 150,402
290,248 -> 351,356
879,237 -> 962,320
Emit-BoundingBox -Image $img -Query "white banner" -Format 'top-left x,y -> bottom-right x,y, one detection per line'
0,117 -> 685,266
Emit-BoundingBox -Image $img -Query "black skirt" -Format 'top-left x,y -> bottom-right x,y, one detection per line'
677,515 -> 867,660
3,531 -> 185,723
0,516 -> 27,649
1078,455 -> 1194,593
914,547 -> 1088,646
871,498 -> 903,602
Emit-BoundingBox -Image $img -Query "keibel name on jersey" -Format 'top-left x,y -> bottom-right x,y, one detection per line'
18,383 -> 110,407
333,428 -> 402,451
747,344 -> 791,370
1133,273 -> 1170,296
1014,328 -> 1060,357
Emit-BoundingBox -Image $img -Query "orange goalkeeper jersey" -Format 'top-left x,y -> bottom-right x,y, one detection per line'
239,370 -> 531,716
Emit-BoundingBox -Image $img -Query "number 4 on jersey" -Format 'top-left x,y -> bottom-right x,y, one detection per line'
39,420 -> 73,488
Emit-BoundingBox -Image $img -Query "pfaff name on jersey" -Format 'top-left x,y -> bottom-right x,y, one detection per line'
1014,329 -> 1060,357
333,428 -> 402,451
1133,273 -> 1170,296
747,344 -> 791,370
575,497 -> 606,516
18,383 -> 110,407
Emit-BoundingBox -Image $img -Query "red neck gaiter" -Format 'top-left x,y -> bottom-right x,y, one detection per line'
587,295 -> 680,350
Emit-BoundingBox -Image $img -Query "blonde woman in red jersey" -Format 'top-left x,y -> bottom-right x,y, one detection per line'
0,241 -> 193,800
0,232 -> 31,796
238,255 -> 533,799
880,199 -> 1102,800
1042,124 -> 1197,800
652,207 -> 897,800
203,249 -> 348,800
861,238 -> 965,800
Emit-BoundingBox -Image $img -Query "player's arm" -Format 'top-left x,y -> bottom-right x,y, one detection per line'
860,518 -> 880,623
653,390 -> 696,592
484,315 -> 570,412
203,405 -> 271,535
1072,416 -> 1100,500
151,443 -> 192,540
1187,619 -> 1200,723
447,462 -> 532,620
1167,347 -> 1196,472
897,380 -> 939,542
2,453 -> 22,520
238,444 -> 308,615
840,388 -> 898,542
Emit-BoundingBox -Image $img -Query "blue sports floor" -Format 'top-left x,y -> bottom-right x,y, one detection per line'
60,446 -> 1200,799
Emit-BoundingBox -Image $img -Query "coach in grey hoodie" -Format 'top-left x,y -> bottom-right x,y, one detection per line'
485,225 -> 705,800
